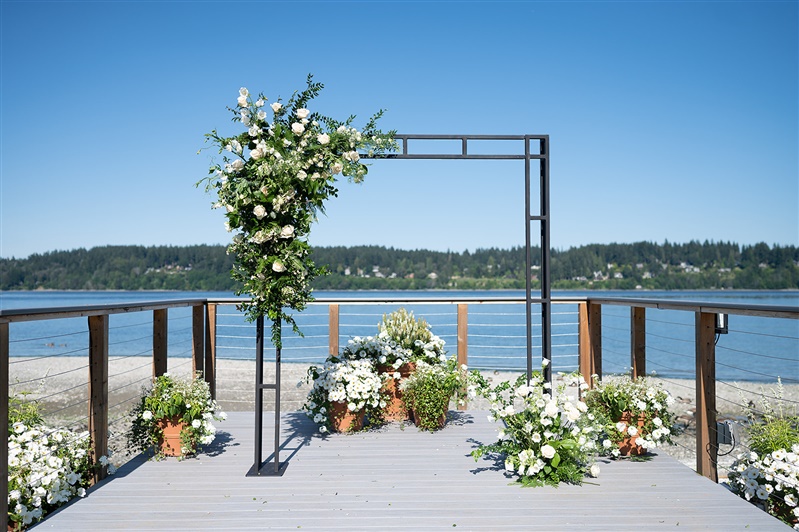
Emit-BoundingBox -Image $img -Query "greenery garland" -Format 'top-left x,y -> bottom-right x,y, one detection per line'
199,75 -> 396,346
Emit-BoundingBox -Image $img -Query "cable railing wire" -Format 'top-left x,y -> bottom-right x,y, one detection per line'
715,344 -> 799,363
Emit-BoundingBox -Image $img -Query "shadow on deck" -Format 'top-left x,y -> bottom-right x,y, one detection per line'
33,411 -> 789,530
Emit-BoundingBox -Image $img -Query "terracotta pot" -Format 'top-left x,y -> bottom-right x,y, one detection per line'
378,362 -> 416,421
329,401 -> 365,433
412,409 -> 447,430
617,411 -> 647,456
157,416 -> 189,456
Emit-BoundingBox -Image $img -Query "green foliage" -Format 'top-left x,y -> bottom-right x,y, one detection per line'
2,241 -> 797,291
401,359 -> 467,432
743,379 -> 799,457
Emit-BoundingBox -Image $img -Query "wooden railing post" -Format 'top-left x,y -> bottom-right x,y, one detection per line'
192,304 -> 205,376
696,311 -> 718,482
579,302 -> 602,386
457,303 -> 468,411
153,309 -> 168,379
631,307 -> 646,379
205,303 -> 217,399
329,304 -> 339,356
1,322 -> 9,522
88,315 -> 108,484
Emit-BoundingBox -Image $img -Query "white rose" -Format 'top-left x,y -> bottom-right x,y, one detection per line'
297,170 -> 307,180
253,205 -> 267,219
317,133 -> 330,145
249,125 -> 260,137
142,411 -> 153,421
255,98 -> 265,107
270,102 -> 282,113
250,148 -> 263,160
237,95 -> 248,107
230,159 -> 244,172
272,260 -> 286,273
239,87 -> 249,97
331,162 -> 344,174
257,109 -> 267,120
291,122 -> 305,135
590,464 -> 600,478
541,444 -> 556,460
296,108 -> 310,119
279,225 -> 295,239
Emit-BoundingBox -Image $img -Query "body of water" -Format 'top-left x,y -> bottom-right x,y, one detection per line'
1,290 -> 797,382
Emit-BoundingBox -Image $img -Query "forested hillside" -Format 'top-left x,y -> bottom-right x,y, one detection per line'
1,241 -> 797,291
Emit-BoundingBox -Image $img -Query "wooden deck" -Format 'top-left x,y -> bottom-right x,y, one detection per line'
34,411 -> 789,531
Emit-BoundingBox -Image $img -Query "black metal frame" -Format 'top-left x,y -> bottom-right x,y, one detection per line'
248,133 -> 551,476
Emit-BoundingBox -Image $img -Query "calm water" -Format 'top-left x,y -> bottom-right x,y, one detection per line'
1,290 -> 797,382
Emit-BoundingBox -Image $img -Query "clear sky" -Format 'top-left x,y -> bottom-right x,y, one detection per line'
1,0 -> 796,259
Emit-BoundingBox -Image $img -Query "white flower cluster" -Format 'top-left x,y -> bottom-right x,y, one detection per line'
728,445 -> 799,528
304,359 -> 384,433
473,368 -> 603,486
584,375 -> 678,457
8,421 -> 112,528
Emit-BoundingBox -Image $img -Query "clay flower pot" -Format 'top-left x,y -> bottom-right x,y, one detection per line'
378,362 -> 416,421
329,401 -> 366,433
157,417 -> 190,457
617,411 -> 647,456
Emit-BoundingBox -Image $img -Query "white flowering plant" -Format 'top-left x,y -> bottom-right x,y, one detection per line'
583,375 -> 677,457
200,75 -> 396,347
376,307 -> 448,370
470,365 -> 603,487
727,380 -> 799,528
127,373 -> 226,459
7,397 -> 111,530
303,358 -> 385,433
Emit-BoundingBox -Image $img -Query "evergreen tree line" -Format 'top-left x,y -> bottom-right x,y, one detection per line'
0,241 -> 796,291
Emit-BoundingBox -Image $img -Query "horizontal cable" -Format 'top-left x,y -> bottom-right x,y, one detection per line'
714,360 -> 799,383
646,344 -> 694,360
716,344 -> 798,362
727,328 -> 799,340
10,329 -> 86,344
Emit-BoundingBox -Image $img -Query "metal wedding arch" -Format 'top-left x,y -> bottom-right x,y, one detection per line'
248,134 -> 551,476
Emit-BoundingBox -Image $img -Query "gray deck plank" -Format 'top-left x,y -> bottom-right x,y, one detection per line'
32,411 -> 790,531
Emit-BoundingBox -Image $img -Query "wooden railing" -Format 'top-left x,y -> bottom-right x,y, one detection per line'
1,294 -> 797,521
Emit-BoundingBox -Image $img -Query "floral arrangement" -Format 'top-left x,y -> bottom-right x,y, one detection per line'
127,373 -> 226,459
400,359 -> 468,431
200,75 -> 396,347
470,365 -> 603,486
303,358 -> 385,433
727,380 -> 799,528
583,375 -> 677,457
7,397 -> 111,530
376,307 -> 448,371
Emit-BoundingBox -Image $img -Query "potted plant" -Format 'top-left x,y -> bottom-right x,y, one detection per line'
583,375 -> 677,457
470,365 -> 603,486
127,373 -> 226,460
727,378 -> 799,528
375,308 -> 448,420
303,358 -> 385,433
400,359 -> 468,431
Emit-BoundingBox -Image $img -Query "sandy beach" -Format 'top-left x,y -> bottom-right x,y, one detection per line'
8,356 -> 798,473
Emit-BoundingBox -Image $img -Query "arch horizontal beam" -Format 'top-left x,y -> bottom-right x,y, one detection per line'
363,134 -> 548,161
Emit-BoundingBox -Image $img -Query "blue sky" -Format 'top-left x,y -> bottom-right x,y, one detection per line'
1,0 -> 796,259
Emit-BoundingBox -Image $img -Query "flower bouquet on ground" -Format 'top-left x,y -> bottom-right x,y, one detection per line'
303,358 -> 385,433
400,359 -> 468,431
127,373 -> 226,460
727,379 -> 799,528
8,396 -> 111,531
470,365 -> 603,487
583,375 -> 677,457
